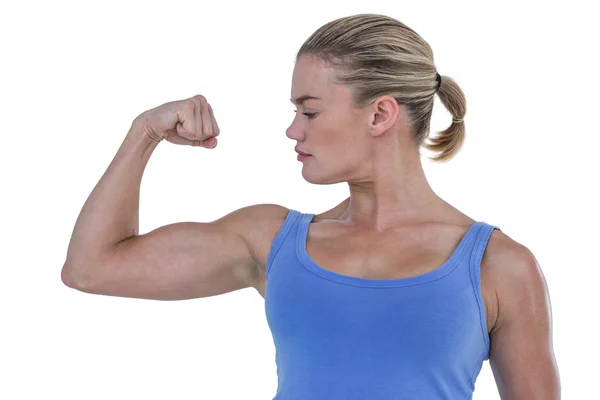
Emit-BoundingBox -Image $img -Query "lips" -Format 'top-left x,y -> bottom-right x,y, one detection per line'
295,149 -> 312,156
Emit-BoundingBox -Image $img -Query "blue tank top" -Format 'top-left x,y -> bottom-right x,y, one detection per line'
264,209 -> 501,400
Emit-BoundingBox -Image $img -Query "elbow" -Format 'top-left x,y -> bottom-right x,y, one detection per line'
61,262 -> 79,288
61,261 -> 94,289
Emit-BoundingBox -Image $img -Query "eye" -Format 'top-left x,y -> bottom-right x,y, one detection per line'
293,110 -> 317,119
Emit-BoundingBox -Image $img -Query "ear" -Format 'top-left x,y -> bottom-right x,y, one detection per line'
369,95 -> 401,137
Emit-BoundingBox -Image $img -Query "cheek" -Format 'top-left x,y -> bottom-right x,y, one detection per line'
313,114 -> 361,154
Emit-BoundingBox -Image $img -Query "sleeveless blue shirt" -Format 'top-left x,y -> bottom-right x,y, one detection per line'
264,209 -> 501,400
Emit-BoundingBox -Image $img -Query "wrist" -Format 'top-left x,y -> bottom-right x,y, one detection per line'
129,118 -> 164,145
120,122 -> 162,160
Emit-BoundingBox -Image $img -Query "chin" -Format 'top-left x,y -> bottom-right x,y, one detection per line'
301,166 -> 344,185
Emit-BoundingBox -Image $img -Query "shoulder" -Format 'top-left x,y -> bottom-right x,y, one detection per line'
481,228 -> 549,334
220,203 -> 291,245
229,198 -> 352,265
227,198 -> 352,289
212,204 -> 290,297
220,203 -> 291,269
222,203 -> 291,225
482,229 -> 533,274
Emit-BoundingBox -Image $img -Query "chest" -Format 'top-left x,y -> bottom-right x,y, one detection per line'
257,219 -> 499,335
302,222 -> 498,335
305,226 -> 458,280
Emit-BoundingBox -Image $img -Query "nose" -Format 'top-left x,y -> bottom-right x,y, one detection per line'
285,118 -> 304,141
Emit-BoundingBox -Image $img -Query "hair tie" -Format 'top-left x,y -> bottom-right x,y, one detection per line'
435,72 -> 442,92
452,118 -> 464,123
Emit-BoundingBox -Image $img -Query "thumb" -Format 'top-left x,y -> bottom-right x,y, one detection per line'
201,136 -> 218,148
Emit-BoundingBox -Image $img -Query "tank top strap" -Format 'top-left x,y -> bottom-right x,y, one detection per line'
468,221 -> 502,354
266,209 -> 304,276
469,221 -> 502,269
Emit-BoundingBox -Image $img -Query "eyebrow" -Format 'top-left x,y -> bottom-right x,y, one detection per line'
290,95 -> 321,106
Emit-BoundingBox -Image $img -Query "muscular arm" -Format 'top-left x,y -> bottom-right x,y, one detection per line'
486,236 -> 561,399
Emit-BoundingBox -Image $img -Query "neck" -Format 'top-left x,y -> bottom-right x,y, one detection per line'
340,151 -> 448,232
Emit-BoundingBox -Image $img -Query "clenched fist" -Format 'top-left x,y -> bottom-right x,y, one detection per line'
133,95 -> 220,148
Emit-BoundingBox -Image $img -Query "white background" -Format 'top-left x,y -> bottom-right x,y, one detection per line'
1,0 -> 598,398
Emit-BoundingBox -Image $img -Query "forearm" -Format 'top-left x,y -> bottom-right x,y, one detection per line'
63,121 -> 159,276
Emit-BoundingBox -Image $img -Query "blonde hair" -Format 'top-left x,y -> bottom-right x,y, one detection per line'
297,13 -> 466,163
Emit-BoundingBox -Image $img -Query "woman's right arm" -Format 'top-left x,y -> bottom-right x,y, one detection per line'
61,95 -> 284,300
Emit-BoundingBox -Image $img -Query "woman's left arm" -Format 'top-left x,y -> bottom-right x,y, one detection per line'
487,239 -> 561,399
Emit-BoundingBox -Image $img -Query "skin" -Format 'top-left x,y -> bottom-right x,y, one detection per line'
61,51 -> 560,398
279,56 -> 561,399
288,56 -> 444,229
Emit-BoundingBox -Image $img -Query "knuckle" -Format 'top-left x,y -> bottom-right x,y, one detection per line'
183,99 -> 196,111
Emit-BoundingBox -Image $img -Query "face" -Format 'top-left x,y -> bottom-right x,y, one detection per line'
286,56 -> 375,185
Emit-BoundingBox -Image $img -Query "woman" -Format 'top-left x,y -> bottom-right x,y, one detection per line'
62,13 -> 560,399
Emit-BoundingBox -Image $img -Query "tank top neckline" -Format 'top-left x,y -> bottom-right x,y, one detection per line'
295,212 -> 483,288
